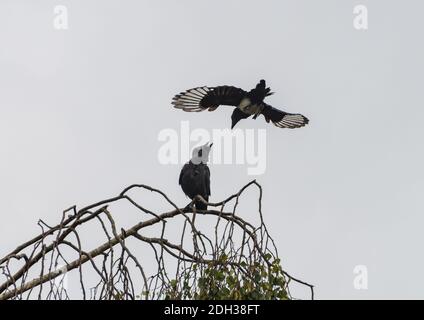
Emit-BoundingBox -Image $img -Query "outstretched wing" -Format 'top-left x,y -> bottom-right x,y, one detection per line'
172,86 -> 247,112
261,103 -> 309,129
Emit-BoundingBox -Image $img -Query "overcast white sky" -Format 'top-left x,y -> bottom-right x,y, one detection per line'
1,0 -> 424,299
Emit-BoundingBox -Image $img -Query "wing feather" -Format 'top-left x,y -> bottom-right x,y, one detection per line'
172,85 -> 246,112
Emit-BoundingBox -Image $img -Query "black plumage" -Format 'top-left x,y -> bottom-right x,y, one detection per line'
172,79 -> 309,129
179,143 -> 212,210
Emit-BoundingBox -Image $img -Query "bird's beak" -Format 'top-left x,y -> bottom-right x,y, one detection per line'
209,143 -> 213,148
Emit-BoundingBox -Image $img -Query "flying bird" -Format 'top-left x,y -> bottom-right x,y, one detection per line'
179,142 -> 212,210
172,79 -> 309,129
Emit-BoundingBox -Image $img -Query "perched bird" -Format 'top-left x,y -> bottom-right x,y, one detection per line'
179,142 -> 212,210
172,79 -> 309,129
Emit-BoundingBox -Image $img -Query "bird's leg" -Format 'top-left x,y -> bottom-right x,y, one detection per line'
257,108 -> 262,118
253,105 -> 264,119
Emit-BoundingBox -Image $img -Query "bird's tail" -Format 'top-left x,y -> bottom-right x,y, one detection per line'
253,79 -> 273,100
195,196 -> 208,210
195,201 -> 207,210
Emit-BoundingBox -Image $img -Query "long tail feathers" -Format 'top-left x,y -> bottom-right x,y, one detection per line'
195,200 -> 207,210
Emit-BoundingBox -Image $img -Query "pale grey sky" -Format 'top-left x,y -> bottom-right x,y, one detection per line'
1,0 -> 424,299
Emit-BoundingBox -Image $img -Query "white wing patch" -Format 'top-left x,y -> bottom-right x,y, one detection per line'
172,87 -> 212,112
273,113 -> 309,129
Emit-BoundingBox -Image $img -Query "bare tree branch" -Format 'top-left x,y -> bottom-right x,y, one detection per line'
0,180 -> 313,300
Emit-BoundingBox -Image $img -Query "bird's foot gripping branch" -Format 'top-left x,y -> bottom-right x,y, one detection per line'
0,181 -> 313,300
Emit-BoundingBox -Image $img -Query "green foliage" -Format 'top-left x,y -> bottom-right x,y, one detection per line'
164,254 -> 289,300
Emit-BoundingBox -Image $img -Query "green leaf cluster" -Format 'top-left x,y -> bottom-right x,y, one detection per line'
164,255 -> 289,300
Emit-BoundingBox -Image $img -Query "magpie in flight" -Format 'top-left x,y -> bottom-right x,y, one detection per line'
179,142 -> 212,210
172,79 -> 309,129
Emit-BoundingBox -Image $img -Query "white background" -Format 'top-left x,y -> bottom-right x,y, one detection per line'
1,0 -> 423,299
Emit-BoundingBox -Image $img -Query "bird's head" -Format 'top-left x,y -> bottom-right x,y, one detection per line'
191,142 -> 213,164
231,113 -> 240,129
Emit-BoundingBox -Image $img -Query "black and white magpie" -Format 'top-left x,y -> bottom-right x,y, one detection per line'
179,142 -> 212,210
172,79 -> 309,129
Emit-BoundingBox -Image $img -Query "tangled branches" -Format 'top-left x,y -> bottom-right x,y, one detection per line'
0,180 -> 313,300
